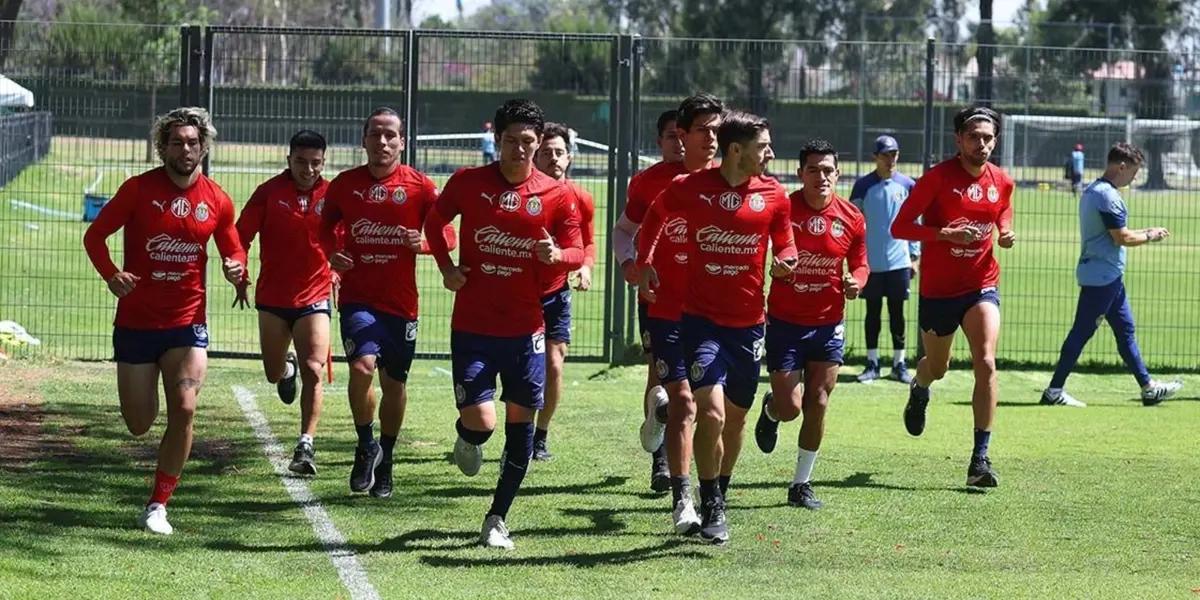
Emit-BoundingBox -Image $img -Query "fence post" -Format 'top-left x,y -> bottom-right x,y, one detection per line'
404,31 -> 419,167
918,35 -> 936,362
607,33 -> 635,365
178,26 -> 190,107
201,27 -> 214,176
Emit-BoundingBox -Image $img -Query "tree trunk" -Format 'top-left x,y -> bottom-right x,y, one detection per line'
1137,53 -> 1173,190
976,0 -> 994,106
0,0 -> 25,71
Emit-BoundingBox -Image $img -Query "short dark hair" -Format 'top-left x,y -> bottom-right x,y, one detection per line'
541,121 -> 571,147
677,93 -> 724,131
363,106 -> 403,136
799,139 -> 838,167
1107,142 -> 1145,166
953,105 -> 1001,134
494,99 -> 545,137
656,110 -> 679,137
289,129 -> 327,154
717,111 -> 769,157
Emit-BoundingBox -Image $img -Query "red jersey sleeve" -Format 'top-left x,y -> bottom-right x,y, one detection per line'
636,183 -> 685,267
424,172 -> 463,271
319,180 -> 345,256
624,171 -> 648,223
213,191 -> 247,267
550,189 -> 585,271
892,168 -> 940,243
997,174 -> 1014,231
577,186 -> 597,267
414,174 -> 458,254
83,177 -> 139,281
235,184 -> 267,254
848,212 -> 869,287
769,185 -> 797,261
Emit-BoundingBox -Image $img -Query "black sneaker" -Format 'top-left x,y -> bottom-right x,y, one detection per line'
288,441 -> 317,476
787,481 -> 823,510
966,454 -> 999,488
754,392 -> 780,454
698,499 -> 730,545
277,352 -> 299,405
369,459 -> 393,498
650,453 -> 670,494
532,438 -> 553,461
903,383 -> 930,436
349,441 -> 382,493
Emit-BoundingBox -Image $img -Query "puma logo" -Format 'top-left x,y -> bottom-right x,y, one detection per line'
151,200 -> 166,212
699,193 -> 716,205
352,190 -> 367,201
481,192 -> 496,204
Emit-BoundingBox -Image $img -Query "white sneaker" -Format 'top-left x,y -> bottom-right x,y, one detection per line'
479,514 -> 514,550
1142,380 -> 1183,406
672,497 -> 701,535
639,385 -> 668,453
1040,388 -> 1086,407
138,503 -> 173,535
454,436 -> 483,477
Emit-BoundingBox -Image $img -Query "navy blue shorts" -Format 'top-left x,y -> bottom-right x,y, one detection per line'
646,317 -> 686,385
339,303 -> 417,382
637,301 -> 652,353
766,317 -> 845,372
451,331 -> 546,410
863,268 -> 911,301
113,324 -> 208,364
541,284 -> 572,344
257,299 -> 331,329
680,313 -> 764,410
918,288 -> 1001,337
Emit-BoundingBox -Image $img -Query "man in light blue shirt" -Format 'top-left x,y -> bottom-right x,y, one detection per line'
1068,143 -> 1085,193
481,121 -> 496,164
849,135 -> 919,384
1042,142 -> 1182,407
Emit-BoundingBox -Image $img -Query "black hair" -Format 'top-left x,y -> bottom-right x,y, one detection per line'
1107,142 -> 1145,166
953,105 -> 1001,135
362,106 -> 404,136
656,110 -> 679,137
289,129 -> 327,154
798,138 -> 838,167
494,99 -> 546,137
676,93 -> 724,131
541,121 -> 571,147
716,110 -> 769,157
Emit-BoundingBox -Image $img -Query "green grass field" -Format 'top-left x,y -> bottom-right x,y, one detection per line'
2,358 -> 1198,598
2,136 -> 1200,370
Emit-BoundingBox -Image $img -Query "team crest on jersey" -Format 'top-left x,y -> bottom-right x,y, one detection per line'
192,324 -> 208,341
830,218 -> 845,238
405,320 -> 418,341
499,191 -> 521,212
986,185 -> 1000,203
170,197 -> 191,218
526,195 -> 543,216
391,188 -> 407,205
367,184 -> 388,203
806,216 -> 827,235
314,198 -> 325,215
747,193 -> 766,212
966,183 -> 984,202
194,202 -> 210,223
719,191 -> 742,211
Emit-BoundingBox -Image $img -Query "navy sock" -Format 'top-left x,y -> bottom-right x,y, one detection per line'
355,422 -> 374,448
670,475 -> 691,506
455,418 -> 493,446
718,475 -> 731,496
698,478 -> 719,506
488,422 -> 534,520
379,434 -> 397,461
533,427 -> 548,444
651,442 -> 666,464
973,429 -> 991,458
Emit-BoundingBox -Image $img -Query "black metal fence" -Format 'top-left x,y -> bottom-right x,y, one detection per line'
0,111 -> 50,187
1,20 -> 1199,371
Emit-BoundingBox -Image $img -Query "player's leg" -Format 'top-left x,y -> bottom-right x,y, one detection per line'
904,296 -> 958,437
287,311 -> 329,475
1104,281 -> 1183,405
716,325 -> 763,497
859,273 -> 884,382
143,344 -> 206,535
649,318 -> 699,532
757,317 -> 803,453
961,298 -> 1001,487
257,308 -> 298,404
370,316 -> 416,498
638,303 -> 669,491
789,360 -> 839,510
1043,284 -> 1112,407
340,306 -> 386,494
886,270 -> 913,383
117,362 -> 161,436
535,288 -> 571,460
452,331 -> 499,479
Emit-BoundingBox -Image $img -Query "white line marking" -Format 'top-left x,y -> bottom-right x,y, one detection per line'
232,385 -> 380,600
432,366 -> 452,376
9,199 -> 77,219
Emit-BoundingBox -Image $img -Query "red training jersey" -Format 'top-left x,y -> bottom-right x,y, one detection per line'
541,178 -> 595,295
83,167 -> 246,329
636,174 -> 690,321
425,164 -> 584,337
891,158 -> 1014,298
320,164 -> 453,320
638,168 -> 796,328
768,192 -> 868,326
236,171 -> 331,308
625,160 -> 690,225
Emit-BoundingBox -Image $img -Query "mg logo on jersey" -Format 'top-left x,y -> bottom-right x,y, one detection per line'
830,218 -> 845,238
663,216 -> 688,243
719,191 -> 742,211
194,202 -> 210,223
391,188 -> 407,205
987,185 -> 1000,203
966,183 -> 983,202
806,216 -> 827,235
170,197 -> 190,218
748,193 -> 766,212
499,191 -> 521,212
526,195 -> 543,216
367,184 -> 388,203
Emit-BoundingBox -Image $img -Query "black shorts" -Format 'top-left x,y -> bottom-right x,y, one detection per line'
113,324 -> 208,364
918,288 -> 1000,337
637,301 -> 651,353
540,285 -> 572,344
257,299 -> 331,330
862,268 -> 911,302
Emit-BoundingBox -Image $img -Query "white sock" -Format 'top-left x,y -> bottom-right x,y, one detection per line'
1045,387 -> 1062,399
793,448 -> 819,484
866,349 -> 879,363
299,433 -> 313,446
283,360 -> 297,379
893,349 -> 906,365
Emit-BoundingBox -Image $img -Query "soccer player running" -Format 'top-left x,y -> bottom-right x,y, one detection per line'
612,98 -> 721,495
83,107 -> 246,535
638,111 -> 796,544
891,105 -> 1015,488
319,107 -> 454,499
530,121 -> 596,461
234,129 -> 332,476
754,139 -> 867,510
850,135 -> 919,384
1041,142 -> 1182,408
424,99 -> 584,550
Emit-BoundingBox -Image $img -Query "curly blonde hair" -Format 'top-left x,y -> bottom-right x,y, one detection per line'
152,106 -> 217,162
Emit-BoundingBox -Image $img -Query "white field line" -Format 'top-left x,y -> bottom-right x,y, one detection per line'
231,385 -> 381,600
9,199 -> 78,219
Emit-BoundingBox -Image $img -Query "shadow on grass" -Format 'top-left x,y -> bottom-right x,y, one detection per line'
418,537 -> 705,568
423,475 -> 629,499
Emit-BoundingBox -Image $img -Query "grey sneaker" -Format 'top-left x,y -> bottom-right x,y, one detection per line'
454,436 -> 483,477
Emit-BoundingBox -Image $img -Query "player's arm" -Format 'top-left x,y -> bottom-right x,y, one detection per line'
538,191 -> 584,270
578,188 -> 597,268
844,218 -> 870,299
416,179 -> 457,254
319,186 -> 354,271
769,187 -> 798,262
996,180 -> 1016,248
634,191 -> 676,302
235,185 -> 266,255
423,175 -> 467,291
613,175 -> 649,283
890,174 -> 940,243
83,179 -> 138,297
214,194 -> 248,286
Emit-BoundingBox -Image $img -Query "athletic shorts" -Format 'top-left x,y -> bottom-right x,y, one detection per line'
257,298 -> 331,329
645,316 -> 686,385
766,317 -> 845,372
862,268 -> 911,302
637,301 -> 652,353
339,303 -> 417,382
918,287 -> 1001,337
451,330 -> 546,410
680,313 -> 764,410
541,284 -> 572,344
113,324 -> 208,364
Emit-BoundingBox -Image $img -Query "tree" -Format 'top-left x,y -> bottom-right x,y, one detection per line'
0,0 -> 24,70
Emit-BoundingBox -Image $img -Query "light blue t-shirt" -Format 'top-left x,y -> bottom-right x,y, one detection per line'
1071,150 -> 1084,175
850,171 -> 920,273
1076,178 -> 1127,286
481,133 -> 496,155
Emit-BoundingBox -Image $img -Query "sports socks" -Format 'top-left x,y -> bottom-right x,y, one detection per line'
793,448 -> 818,484
298,433 -> 313,447
533,427 -> 548,445
380,434 -> 397,461
670,475 -> 691,506
973,429 -> 991,458
488,422 -> 534,520
355,422 -> 375,448
893,349 -> 906,366
718,475 -> 731,496
456,418 -> 493,446
149,469 -> 179,506
866,349 -> 879,364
